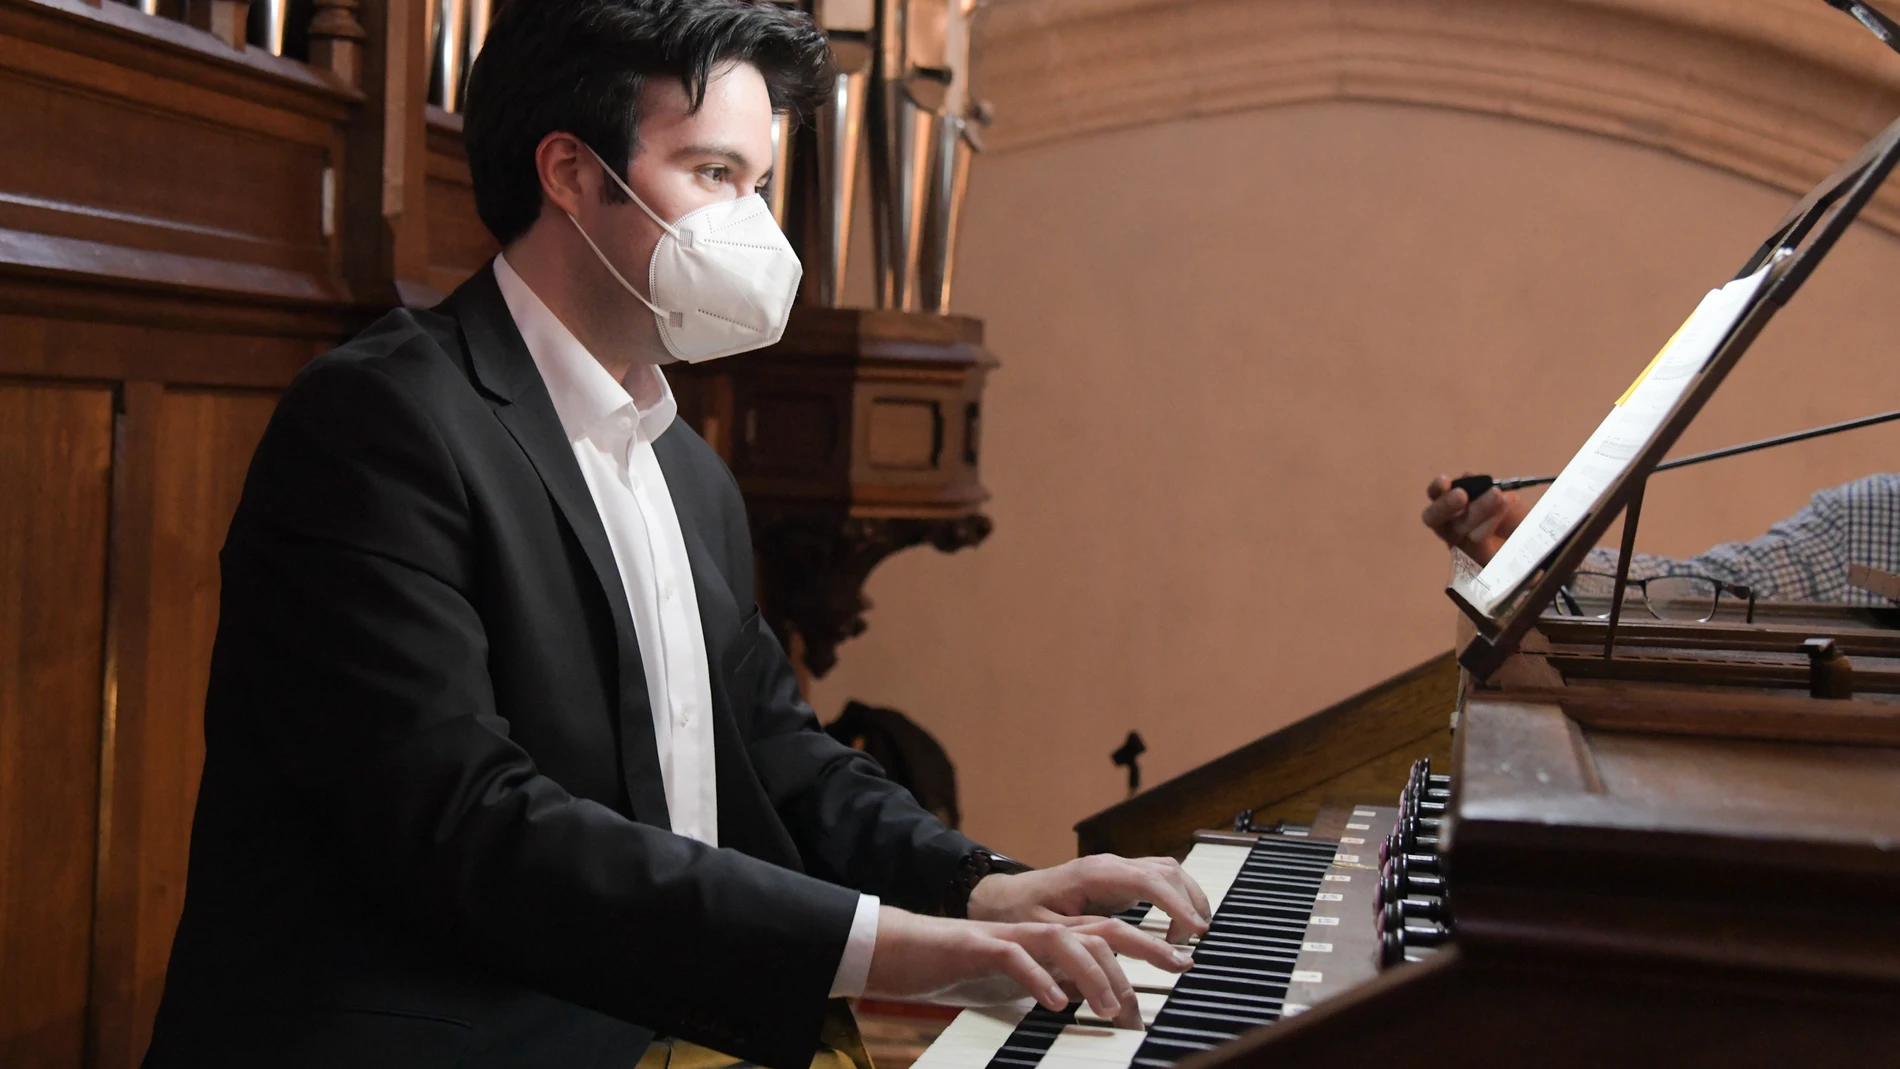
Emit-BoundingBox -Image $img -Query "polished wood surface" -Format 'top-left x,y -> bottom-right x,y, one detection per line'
86,389 -> 275,1069
1074,652 -> 1457,859
1190,694 -> 1900,1066
0,383 -> 113,1069
0,0 -> 356,309
1170,611 -> 1900,1067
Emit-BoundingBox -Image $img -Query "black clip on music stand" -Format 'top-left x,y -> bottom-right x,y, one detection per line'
1448,114 -> 1900,681
1825,0 -> 1900,51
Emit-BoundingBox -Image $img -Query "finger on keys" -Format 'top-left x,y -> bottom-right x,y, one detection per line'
1130,871 -> 1208,942
1139,857 -> 1211,938
1041,927 -> 1123,1026
1074,928 -> 1142,1031
1087,916 -> 1194,973
996,941 -> 1068,1012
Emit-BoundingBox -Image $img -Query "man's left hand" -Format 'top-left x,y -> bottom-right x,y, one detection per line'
966,855 -> 1213,944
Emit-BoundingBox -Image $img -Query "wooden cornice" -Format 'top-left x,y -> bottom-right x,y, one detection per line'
979,0 -> 1900,233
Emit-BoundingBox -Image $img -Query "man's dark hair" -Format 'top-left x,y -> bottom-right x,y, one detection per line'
464,0 -> 831,247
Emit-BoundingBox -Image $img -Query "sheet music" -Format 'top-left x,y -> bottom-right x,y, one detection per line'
1460,262 -> 1773,616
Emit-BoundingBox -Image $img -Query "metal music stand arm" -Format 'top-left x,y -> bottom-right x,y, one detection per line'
1602,480 -> 1645,660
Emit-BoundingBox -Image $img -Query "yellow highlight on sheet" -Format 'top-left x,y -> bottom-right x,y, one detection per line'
1614,315 -> 1695,407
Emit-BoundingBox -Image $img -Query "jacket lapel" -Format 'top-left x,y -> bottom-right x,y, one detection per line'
445,262 -> 671,829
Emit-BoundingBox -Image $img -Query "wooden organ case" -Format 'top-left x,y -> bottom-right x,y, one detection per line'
0,1 -> 991,1065
949,607 -> 1900,1069
1202,607 -> 1900,1068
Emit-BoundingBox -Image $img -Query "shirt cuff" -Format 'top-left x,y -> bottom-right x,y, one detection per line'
827,894 -> 881,998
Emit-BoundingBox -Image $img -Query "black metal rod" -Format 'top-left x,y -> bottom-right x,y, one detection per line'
1492,408 -> 1900,492
1603,481 -> 1645,661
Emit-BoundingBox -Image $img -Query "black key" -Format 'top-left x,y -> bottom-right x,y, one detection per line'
1115,903 -> 1153,926
983,1004 -> 1078,1069
1104,832 -> 1349,1069
1166,986 -> 1288,1013
1148,1023 -> 1264,1046
1157,1005 -> 1276,1032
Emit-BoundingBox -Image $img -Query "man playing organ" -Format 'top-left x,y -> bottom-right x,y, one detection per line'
140,3 -> 1211,1067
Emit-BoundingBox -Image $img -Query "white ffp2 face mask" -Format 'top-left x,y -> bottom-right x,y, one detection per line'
566,143 -> 802,364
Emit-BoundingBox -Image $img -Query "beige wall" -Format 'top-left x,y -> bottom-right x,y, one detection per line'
808,101 -> 1900,867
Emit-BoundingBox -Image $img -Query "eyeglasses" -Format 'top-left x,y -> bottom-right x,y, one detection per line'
1555,570 -> 1757,624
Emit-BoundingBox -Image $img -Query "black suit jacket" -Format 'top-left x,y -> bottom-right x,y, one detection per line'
144,263 -> 978,1069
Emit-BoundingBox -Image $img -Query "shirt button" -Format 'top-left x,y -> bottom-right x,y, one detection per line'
663,586 -> 677,603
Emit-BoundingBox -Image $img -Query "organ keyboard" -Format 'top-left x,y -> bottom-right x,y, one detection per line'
915,793 -> 1432,1069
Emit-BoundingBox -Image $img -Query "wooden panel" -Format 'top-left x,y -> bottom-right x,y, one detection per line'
0,382 -> 114,1069
0,0 -> 353,140
424,112 -> 495,292
865,398 -> 941,470
88,386 -> 275,1069
0,311 -> 324,389
425,171 -> 495,295
1240,738 -> 1454,832
1194,946 -> 1900,1069
0,1 -> 355,305
1074,652 -> 1460,858
0,69 -> 328,255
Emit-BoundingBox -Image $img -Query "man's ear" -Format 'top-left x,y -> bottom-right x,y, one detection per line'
535,132 -> 590,217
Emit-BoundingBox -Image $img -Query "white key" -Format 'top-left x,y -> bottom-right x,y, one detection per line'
1115,954 -> 1187,992
1037,1024 -> 1147,1069
908,1002 -> 1033,1069
1074,990 -> 1168,1027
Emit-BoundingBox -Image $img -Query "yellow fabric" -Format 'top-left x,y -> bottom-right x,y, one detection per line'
635,1001 -> 873,1069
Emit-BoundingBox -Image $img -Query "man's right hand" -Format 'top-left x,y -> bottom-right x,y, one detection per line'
1423,473 -> 1528,565
864,907 -> 1193,1031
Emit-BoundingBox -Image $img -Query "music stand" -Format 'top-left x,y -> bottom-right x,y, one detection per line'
1450,115 -> 1900,680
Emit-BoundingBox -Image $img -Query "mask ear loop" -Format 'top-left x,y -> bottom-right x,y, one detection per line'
567,142 -> 687,327
564,212 -> 681,325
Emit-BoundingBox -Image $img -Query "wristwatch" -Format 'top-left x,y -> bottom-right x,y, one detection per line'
945,848 -> 1032,919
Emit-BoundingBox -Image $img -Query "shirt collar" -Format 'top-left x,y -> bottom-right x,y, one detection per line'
493,252 -> 676,444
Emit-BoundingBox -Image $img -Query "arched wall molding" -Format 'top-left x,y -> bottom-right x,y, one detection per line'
978,0 -> 1900,234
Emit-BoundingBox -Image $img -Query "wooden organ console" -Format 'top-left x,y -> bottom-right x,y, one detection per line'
914,602 -> 1900,1069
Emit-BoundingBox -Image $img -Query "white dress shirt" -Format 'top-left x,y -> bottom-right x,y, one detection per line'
493,255 -> 878,998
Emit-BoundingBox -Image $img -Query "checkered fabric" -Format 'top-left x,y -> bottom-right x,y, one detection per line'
1581,473 -> 1900,604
